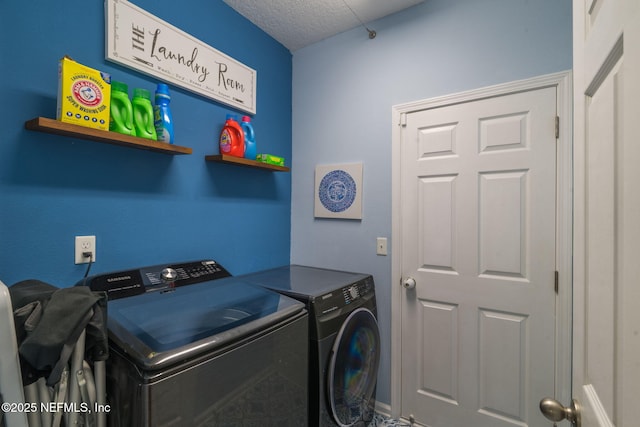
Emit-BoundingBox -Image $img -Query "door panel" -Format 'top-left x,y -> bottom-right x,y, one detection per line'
585,61 -> 619,422
401,86 -> 557,427
479,170 -> 528,278
572,0 -> 640,424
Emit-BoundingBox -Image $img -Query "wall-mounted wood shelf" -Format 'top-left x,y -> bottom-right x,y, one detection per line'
205,154 -> 290,172
25,117 -> 192,155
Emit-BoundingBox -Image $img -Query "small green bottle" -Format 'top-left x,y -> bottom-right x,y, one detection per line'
109,81 -> 134,136
132,88 -> 157,140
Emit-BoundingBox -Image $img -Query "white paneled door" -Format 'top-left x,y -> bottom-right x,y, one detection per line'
571,0 -> 640,425
400,85 -> 558,427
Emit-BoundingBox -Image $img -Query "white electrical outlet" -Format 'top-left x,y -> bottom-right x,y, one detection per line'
75,235 -> 96,264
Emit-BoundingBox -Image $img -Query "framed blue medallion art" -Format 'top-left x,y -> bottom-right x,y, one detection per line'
314,163 -> 363,219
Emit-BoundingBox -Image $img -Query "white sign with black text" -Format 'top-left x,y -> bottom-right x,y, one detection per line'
105,0 -> 256,114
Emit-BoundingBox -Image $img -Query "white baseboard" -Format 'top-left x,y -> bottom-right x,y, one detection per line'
374,401 -> 392,418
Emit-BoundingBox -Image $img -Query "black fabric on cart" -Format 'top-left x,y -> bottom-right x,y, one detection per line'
9,279 -> 108,386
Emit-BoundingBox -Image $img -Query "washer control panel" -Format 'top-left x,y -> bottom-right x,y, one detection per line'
81,260 -> 231,300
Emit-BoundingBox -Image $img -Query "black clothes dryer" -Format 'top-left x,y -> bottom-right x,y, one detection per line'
240,265 -> 380,427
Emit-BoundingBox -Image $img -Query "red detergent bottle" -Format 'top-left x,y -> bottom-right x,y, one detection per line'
219,114 -> 245,157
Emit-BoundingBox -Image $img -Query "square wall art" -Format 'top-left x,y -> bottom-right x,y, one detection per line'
314,163 -> 363,219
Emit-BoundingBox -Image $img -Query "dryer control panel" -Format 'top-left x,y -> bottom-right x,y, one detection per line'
316,275 -> 375,316
80,260 -> 231,300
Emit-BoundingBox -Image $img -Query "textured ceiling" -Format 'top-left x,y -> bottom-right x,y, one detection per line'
223,0 -> 425,52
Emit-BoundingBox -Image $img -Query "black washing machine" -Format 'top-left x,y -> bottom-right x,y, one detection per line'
240,265 -> 380,427
81,260 -> 309,427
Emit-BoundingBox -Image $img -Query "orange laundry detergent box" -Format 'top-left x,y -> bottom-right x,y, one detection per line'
57,56 -> 111,130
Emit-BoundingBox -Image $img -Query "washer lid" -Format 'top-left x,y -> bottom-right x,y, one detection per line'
106,277 -> 305,370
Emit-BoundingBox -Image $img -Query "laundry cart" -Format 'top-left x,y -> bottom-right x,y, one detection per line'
0,280 -> 27,427
1,279 -> 108,427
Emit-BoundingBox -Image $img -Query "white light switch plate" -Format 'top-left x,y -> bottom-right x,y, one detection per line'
376,237 -> 388,256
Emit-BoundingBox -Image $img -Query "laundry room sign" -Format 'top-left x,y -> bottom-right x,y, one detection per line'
105,0 -> 256,114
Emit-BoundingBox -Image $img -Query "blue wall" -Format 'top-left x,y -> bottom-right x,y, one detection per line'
0,0 -> 292,286
290,0 -> 572,407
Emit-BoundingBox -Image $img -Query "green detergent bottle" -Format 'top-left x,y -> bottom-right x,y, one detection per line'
109,81 -> 134,136
132,88 -> 157,140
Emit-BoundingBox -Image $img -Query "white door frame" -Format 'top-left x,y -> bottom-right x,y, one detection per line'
390,71 -> 573,421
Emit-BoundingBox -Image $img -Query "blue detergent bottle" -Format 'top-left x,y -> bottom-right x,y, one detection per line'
241,116 -> 256,160
153,83 -> 174,144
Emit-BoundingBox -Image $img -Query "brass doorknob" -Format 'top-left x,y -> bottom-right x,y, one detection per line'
539,398 -> 581,426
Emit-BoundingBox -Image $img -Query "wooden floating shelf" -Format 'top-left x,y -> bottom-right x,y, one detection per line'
25,117 -> 192,155
205,154 -> 290,172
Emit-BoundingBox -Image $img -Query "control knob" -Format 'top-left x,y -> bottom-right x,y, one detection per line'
349,285 -> 359,300
161,268 -> 178,283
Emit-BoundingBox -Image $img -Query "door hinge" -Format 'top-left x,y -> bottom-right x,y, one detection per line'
554,270 -> 559,294
555,116 -> 560,139
400,112 -> 407,127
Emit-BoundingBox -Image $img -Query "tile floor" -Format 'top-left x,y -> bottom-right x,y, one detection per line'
368,413 -> 413,426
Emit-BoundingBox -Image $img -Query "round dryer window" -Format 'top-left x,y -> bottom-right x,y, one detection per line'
328,307 -> 380,427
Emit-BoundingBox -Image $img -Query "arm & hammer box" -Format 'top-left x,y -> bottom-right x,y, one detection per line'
57,56 -> 111,131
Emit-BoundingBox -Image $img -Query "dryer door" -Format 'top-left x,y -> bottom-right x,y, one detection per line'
328,307 -> 380,427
